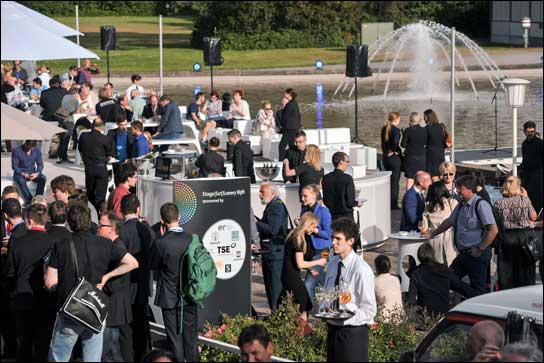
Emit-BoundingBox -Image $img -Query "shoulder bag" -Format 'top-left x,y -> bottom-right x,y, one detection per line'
61,239 -> 110,334
523,229 -> 543,263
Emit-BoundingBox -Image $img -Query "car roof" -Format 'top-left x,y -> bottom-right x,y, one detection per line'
449,285 -> 543,323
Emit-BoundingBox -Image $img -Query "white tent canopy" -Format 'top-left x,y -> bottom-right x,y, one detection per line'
3,1 -> 83,37
1,104 -> 66,141
1,2 -> 98,61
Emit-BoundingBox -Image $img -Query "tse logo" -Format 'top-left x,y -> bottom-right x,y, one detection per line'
217,246 -> 231,254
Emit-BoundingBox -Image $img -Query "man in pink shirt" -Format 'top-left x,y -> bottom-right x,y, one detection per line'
76,59 -> 100,86
108,163 -> 138,217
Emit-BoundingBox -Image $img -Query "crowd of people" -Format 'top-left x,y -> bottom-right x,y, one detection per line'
2,60 -> 543,362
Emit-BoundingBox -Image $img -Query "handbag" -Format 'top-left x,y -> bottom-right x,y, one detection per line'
61,239 -> 110,334
523,229 -> 543,263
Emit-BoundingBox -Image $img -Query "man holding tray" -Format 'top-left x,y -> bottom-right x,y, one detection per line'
322,218 -> 376,362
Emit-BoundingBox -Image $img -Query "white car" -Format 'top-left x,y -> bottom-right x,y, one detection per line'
401,285 -> 543,362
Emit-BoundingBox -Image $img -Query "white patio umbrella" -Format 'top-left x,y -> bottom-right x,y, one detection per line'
1,104 -> 66,141
1,3 -> 98,61
2,1 -> 83,37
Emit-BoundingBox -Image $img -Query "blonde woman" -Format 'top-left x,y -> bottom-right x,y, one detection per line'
283,144 -> 324,198
419,181 -> 458,266
401,112 -> 427,191
255,100 -> 276,139
494,176 -> 540,289
439,161 -> 459,200
37,65 -> 51,89
144,131 -> 153,152
281,212 -> 327,329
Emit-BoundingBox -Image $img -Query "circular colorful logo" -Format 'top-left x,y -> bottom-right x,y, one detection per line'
174,182 -> 197,225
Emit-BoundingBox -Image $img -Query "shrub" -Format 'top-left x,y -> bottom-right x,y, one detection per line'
199,295 -> 442,362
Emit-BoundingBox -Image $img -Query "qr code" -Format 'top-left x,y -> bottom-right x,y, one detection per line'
225,264 -> 232,273
231,230 -> 239,241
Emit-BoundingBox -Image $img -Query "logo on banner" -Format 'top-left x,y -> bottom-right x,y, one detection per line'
203,219 -> 246,280
174,182 -> 198,225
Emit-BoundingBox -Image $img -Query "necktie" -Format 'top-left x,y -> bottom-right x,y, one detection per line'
334,261 -> 343,287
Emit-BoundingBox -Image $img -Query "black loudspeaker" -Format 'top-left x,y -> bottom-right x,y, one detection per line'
346,45 -> 372,78
203,37 -> 223,66
100,26 -> 117,51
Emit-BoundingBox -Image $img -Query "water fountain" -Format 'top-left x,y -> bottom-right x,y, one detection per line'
333,20 -> 505,102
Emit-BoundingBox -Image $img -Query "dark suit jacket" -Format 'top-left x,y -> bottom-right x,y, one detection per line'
195,150 -> 225,177
142,103 -> 164,119
400,187 -> 426,231
159,101 -> 183,134
150,230 -> 192,309
78,129 -> 113,170
106,128 -> 136,161
6,230 -> 56,311
40,86 -> 67,120
279,99 -> 301,131
256,197 -> 288,261
233,140 -> 256,183
322,169 -> 357,217
120,218 -> 155,305
407,263 -> 451,315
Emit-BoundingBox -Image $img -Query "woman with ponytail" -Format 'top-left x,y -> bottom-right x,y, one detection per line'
381,112 -> 402,209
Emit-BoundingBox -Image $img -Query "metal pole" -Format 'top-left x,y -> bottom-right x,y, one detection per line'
76,5 -> 80,67
355,76 -> 358,140
159,15 -> 163,96
450,28 -> 456,162
513,107 -> 518,176
524,28 -> 529,48
211,64 -> 214,92
107,50 -> 110,83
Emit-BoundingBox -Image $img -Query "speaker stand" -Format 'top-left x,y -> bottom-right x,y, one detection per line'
351,76 -> 364,144
106,50 -> 110,84
210,64 -> 214,92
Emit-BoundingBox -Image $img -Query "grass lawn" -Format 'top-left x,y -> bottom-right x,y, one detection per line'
41,16 -> 541,76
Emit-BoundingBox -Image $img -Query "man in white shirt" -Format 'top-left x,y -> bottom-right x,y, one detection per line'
126,74 -> 145,99
323,218 -> 376,362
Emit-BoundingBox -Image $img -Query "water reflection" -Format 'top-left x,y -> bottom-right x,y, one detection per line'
165,77 -> 543,151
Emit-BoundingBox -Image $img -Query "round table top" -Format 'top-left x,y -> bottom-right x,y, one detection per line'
389,232 -> 431,241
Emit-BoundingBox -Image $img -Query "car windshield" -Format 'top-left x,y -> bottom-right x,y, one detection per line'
420,322 -> 471,362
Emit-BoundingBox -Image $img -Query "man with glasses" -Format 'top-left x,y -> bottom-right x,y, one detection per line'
422,175 -> 498,297
520,121 -> 543,212
107,163 -> 138,218
12,61 -> 28,86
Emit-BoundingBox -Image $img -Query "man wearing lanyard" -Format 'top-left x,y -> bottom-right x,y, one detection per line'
422,175 -> 498,297
323,218 -> 376,362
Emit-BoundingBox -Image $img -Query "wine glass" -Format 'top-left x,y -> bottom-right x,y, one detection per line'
339,291 -> 352,313
315,287 -> 325,314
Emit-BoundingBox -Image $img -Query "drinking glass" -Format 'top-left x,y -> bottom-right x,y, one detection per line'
315,287 -> 325,314
339,291 -> 352,312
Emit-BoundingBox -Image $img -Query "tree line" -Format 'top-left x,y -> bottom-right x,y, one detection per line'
19,1 -> 490,50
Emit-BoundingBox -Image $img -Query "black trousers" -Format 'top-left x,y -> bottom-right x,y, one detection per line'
279,130 -> 297,161
131,304 -> 151,362
84,166 -> 109,211
0,307 -> 16,357
327,324 -> 369,362
498,229 -> 537,290
383,154 -> 401,207
58,121 -> 74,161
162,304 -> 199,363
15,309 -> 56,362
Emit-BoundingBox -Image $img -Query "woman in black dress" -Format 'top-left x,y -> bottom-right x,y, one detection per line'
401,112 -> 427,191
278,88 -> 302,161
281,212 -> 327,324
381,112 -> 402,209
424,109 -> 446,182
283,144 -> 324,200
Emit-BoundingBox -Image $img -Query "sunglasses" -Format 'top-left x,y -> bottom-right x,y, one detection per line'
98,224 -> 112,228
442,173 -> 454,177
264,108 -> 272,111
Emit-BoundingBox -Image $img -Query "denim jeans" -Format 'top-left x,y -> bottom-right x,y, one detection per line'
13,173 -> 47,204
49,314 -> 104,362
304,253 -> 325,306
450,247 -> 492,298
102,327 -> 122,362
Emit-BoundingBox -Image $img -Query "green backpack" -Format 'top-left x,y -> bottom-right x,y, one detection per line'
179,234 -> 217,332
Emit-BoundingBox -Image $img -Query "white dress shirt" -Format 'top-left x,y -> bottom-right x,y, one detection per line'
324,250 -> 377,327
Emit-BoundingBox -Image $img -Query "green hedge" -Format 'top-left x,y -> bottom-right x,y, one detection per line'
218,29 -> 349,51
199,294 -> 441,362
17,1 -> 159,16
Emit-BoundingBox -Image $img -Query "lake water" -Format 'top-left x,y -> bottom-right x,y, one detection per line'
165,77 -> 543,151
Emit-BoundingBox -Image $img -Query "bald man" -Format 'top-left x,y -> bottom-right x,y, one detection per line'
400,171 -> 432,231
468,320 -> 504,362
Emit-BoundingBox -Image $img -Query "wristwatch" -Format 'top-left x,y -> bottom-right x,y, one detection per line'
477,245 -> 485,252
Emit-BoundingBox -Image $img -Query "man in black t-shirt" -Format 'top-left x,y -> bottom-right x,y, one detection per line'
283,130 -> 307,183
45,204 -> 138,362
195,137 -> 225,177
